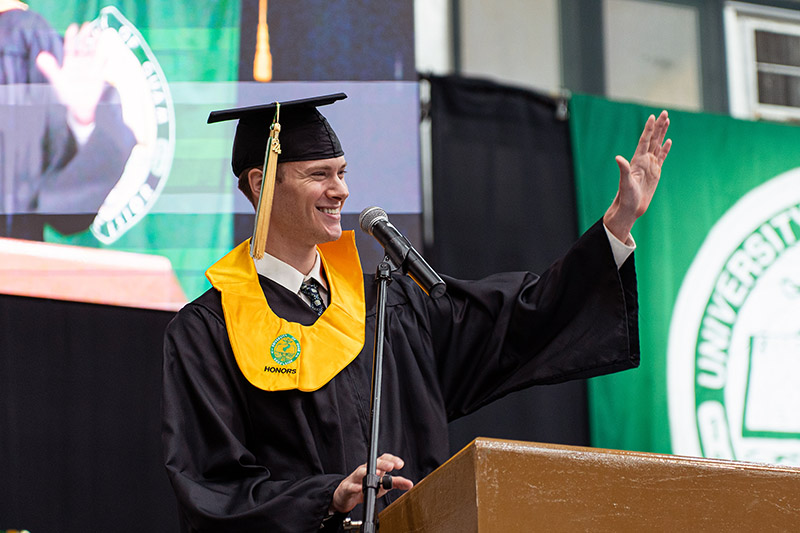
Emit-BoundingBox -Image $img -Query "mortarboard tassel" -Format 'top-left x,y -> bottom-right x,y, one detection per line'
253,0 -> 272,82
250,103 -> 281,259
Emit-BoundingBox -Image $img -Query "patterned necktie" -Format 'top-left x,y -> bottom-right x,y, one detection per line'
299,279 -> 326,316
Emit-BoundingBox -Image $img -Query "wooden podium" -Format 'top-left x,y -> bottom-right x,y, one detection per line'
0,237 -> 187,311
378,438 -> 800,532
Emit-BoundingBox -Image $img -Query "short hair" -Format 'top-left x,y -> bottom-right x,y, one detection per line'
237,164 -> 285,208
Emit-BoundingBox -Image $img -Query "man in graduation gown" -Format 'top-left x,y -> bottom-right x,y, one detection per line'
161,93 -> 671,532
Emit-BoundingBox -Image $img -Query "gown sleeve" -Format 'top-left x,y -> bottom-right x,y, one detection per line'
426,218 -> 640,420
35,85 -> 136,219
161,301 -> 345,532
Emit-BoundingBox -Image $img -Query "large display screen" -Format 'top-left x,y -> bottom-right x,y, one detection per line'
1,0 -> 419,308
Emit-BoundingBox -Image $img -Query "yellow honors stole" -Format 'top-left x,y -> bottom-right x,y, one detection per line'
205,231 -> 366,392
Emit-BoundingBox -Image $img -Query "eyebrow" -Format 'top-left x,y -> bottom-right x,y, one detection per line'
304,161 -> 347,173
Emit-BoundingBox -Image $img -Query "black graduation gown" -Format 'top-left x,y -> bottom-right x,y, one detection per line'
161,219 -> 640,532
0,8 -> 61,85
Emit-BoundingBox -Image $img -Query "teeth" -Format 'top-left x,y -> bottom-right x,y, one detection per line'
319,207 -> 339,214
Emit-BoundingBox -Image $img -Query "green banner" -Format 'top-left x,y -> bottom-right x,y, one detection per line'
570,93 -> 800,465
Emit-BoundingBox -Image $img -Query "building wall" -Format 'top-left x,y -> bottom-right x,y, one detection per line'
415,0 -> 800,115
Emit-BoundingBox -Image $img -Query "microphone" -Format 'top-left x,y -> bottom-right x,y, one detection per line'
359,206 -> 446,298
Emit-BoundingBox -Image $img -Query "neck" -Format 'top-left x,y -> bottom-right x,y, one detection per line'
265,238 -> 317,275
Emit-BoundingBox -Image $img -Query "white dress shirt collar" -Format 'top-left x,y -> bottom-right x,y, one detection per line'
253,250 -> 329,304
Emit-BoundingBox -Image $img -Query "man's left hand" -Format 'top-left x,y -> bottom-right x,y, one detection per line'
36,22 -> 110,126
330,453 -> 414,514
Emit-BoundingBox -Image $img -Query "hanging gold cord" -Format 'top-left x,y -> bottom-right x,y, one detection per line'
250,103 -> 281,259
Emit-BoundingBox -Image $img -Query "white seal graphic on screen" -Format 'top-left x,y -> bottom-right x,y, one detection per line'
668,167 -> 800,465
88,6 -> 176,244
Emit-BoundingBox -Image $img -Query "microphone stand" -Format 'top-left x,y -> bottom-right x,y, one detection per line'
361,257 -> 393,533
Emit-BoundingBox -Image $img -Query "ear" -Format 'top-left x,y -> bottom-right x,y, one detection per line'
248,168 -> 263,199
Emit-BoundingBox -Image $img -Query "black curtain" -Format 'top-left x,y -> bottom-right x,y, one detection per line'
0,294 -> 178,532
426,75 -> 590,454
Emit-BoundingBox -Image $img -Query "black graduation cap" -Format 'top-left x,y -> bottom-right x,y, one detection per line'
208,93 -> 347,177
207,93 -> 347,259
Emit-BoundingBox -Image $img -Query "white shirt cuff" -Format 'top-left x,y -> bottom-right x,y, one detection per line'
603,224 -> 636,269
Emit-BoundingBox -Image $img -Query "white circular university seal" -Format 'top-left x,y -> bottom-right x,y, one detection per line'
89,7 -> 176,244
668,168 -> 800,465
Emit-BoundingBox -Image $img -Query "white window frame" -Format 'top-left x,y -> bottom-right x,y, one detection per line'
725,1 -> 800,121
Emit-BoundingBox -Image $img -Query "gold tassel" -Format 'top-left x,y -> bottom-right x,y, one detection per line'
250,104 -> 281,259
253,0 -> 272,82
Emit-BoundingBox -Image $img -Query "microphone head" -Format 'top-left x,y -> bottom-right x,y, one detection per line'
359,206 -> 388,235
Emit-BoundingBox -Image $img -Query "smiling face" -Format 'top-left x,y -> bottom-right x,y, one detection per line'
251,155 -> 348,269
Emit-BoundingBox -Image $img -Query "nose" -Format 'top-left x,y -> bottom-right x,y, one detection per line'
329,174 -> 349,202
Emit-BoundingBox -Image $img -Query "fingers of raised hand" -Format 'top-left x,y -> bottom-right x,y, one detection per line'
649,111 -> 670,153
636,111 -> 671,160
75,23 -> 98,56
658,138 -> 673,165
35,52 -> 59,83
615,155 -> 631,177
62,23 -> 80,57
634,114 -> 656,158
